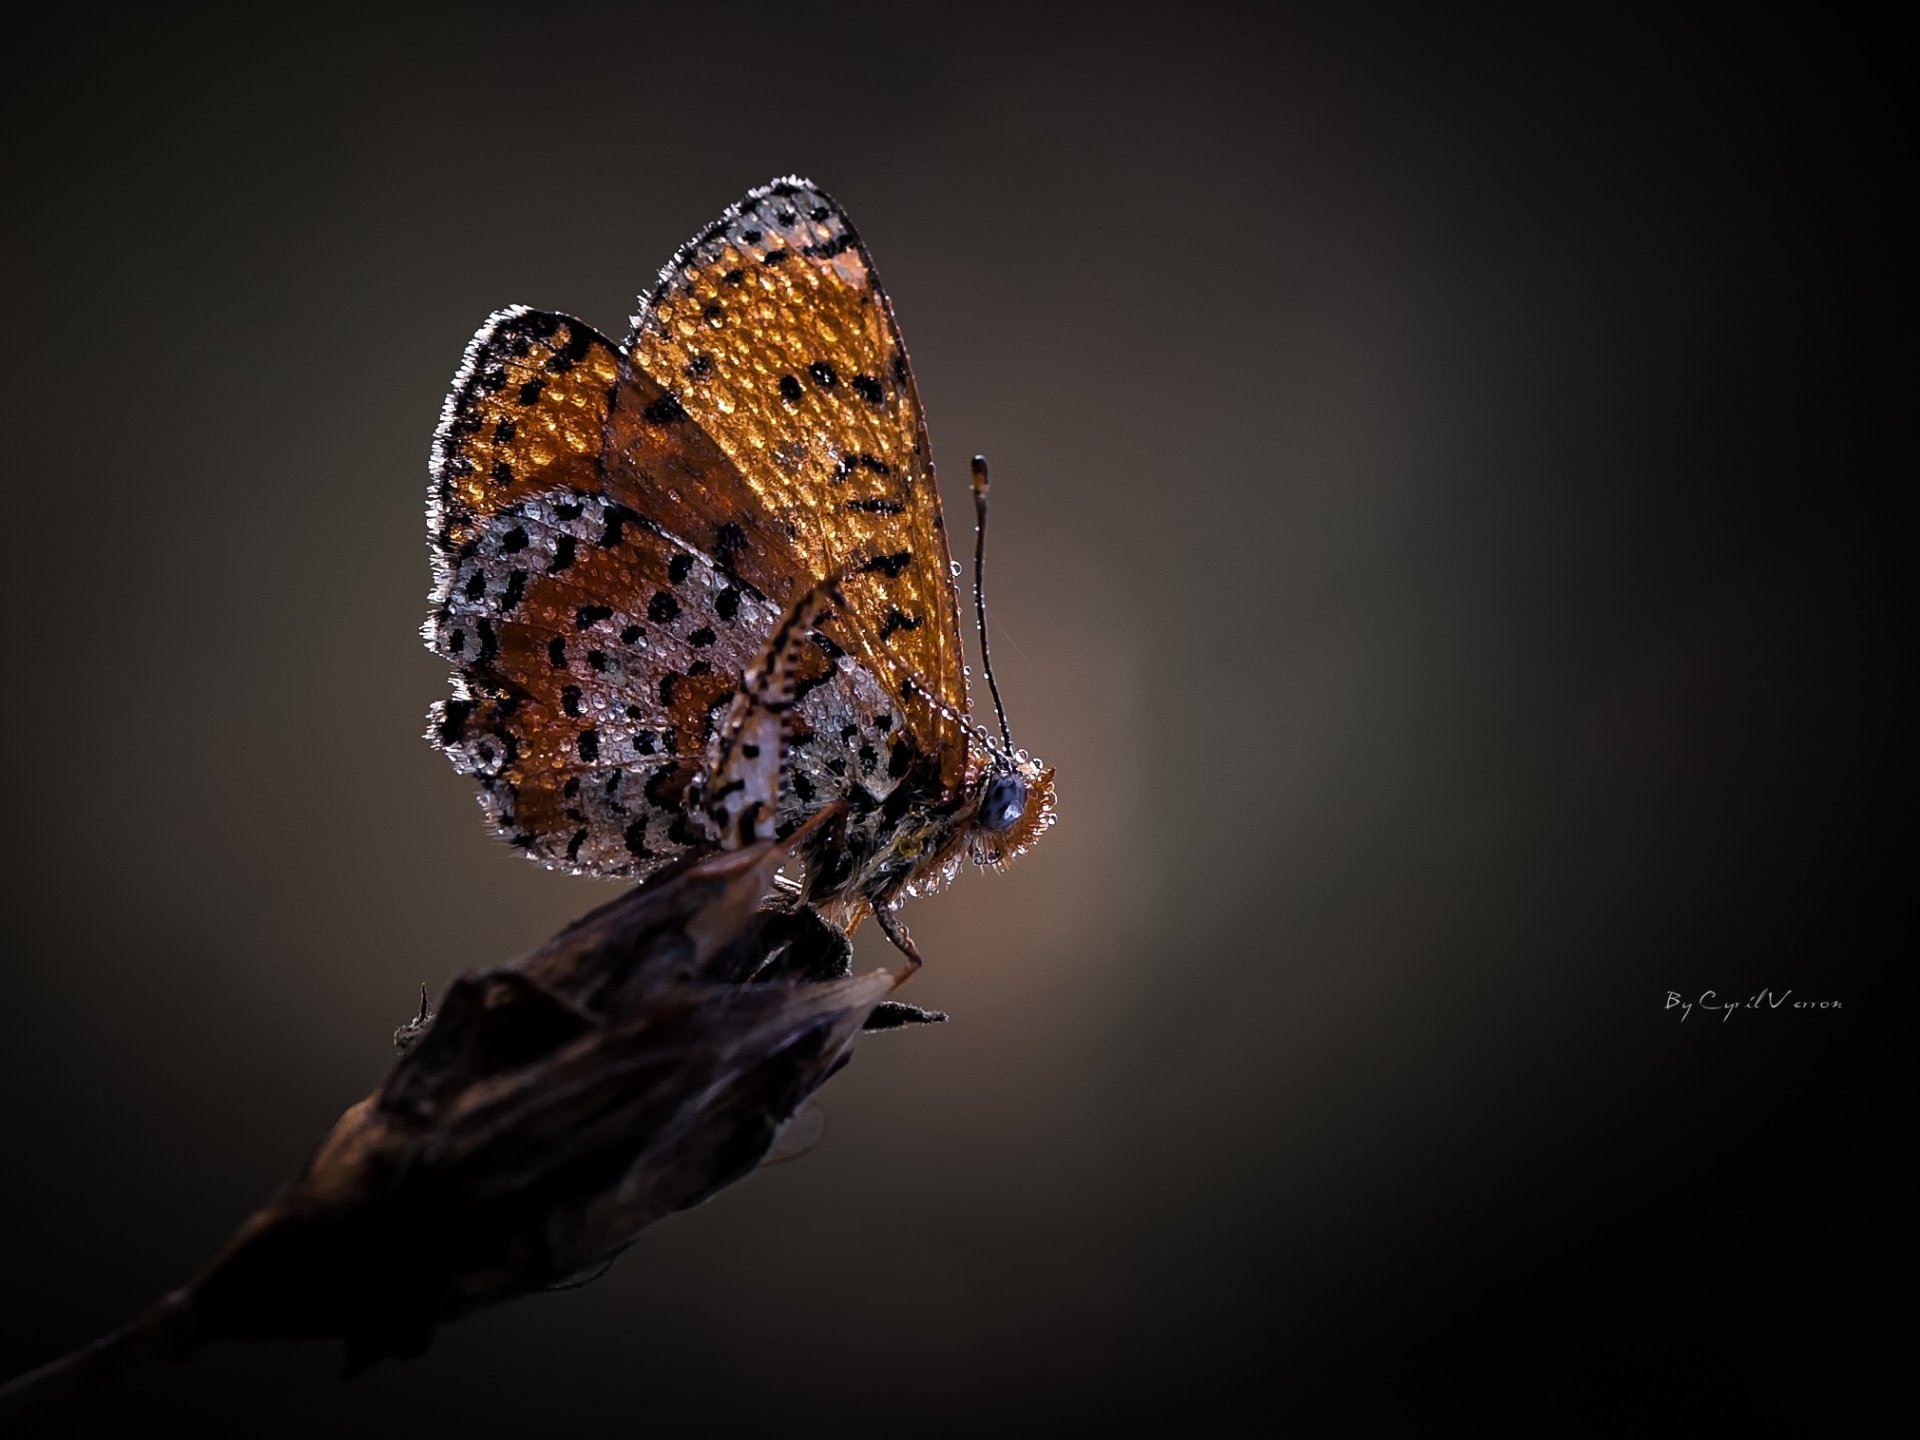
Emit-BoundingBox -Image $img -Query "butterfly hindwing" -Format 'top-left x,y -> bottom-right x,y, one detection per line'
429,484 -> 792,872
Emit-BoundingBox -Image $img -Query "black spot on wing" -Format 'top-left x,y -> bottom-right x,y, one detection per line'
437,698 -> 474,745
830,452 -> 891,485
642,393 -> 686,425
860,550 -> 912,578
878,607 -> 922,642
600,504 -> 638,547
644,766 -> 677,806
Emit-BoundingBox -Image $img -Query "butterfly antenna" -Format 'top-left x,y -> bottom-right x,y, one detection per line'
971,456 -> 1015,753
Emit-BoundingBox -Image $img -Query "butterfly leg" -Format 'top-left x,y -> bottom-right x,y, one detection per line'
699,579 -> 847,849
699,696 -> 782,848
872,903 -> 925,978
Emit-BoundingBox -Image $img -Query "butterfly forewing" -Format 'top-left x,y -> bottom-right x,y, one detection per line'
623,178 -> 970,792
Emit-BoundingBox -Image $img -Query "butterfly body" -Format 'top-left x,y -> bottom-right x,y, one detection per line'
425,179 -> 1053,953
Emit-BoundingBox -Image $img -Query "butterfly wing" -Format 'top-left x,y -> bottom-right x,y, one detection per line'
622,177 -> 972,794
428,307 -> 806,874
427,181 -> 974,880
428,306 -> 621,564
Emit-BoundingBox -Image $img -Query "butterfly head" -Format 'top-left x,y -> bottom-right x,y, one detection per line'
967,749 -> 1056,871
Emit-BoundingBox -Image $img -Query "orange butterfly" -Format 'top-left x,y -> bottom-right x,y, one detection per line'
424,178 -> 1055,966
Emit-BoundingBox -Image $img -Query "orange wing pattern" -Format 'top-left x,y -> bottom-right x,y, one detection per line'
429,307 -> 621,566
622,178 -> 971,791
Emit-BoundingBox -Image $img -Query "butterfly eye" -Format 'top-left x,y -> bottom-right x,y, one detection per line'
977,771 -> 1027,832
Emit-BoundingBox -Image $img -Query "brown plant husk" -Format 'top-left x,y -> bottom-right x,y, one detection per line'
0,823 -> 942,1416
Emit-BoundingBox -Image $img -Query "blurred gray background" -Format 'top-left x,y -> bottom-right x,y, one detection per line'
2,4 -> 1896,1432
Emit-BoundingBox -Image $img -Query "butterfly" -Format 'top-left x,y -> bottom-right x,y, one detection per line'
423,177 -> 1055,967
